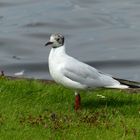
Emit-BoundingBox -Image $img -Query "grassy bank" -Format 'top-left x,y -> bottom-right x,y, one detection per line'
0,77 -> 140,140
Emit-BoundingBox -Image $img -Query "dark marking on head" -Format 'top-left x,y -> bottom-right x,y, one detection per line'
56,33 -> 64,45
45,33 -> 65,48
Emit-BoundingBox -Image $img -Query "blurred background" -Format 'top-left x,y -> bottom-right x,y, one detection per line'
0,0 -> 140,81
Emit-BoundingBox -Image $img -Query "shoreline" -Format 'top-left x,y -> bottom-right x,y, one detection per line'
1,75 -> 55,84
1,75 -> 140,93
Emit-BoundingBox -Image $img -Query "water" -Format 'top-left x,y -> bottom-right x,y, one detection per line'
0,0 -> 140,81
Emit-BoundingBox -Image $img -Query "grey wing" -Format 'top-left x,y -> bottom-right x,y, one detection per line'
62,56 -> 121,88
63,57 -> 105,88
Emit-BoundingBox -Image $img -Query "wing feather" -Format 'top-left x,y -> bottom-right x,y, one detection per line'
63,56 -> 104,88
62,56 -> 121,88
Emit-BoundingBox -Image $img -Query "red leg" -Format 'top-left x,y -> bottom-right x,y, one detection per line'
74,92 -> 81,111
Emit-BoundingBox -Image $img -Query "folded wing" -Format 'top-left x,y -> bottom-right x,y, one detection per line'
63,56 -> 124,89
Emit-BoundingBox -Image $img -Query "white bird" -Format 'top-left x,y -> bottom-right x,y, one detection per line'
14,70 -> 25,76
45,33 -> 129,110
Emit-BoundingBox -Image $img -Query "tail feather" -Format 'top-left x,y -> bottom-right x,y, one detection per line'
105,84 -> 129,89
113,78 -> 140,88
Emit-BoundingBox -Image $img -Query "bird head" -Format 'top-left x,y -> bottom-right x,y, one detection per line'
45,33 -> 64,48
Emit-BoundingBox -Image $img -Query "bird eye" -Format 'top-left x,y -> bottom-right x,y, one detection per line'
57,38 -> 60,42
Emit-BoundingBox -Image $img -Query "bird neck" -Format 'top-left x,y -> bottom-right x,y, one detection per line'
50,44 -> 66,55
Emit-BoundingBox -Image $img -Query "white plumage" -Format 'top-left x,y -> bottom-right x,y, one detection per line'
47,33 -> 128,90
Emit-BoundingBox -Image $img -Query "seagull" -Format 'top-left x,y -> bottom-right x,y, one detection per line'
45,33 -> 130,111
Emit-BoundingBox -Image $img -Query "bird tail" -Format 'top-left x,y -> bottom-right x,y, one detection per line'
105,84 -> 129,89
113,78 -> 140,88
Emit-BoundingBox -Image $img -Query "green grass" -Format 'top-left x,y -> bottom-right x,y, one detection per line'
0,77 -> 140,140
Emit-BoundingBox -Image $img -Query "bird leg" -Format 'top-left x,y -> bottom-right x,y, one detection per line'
74,92 -> 81,111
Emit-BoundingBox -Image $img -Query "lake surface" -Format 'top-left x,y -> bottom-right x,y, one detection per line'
0,0 -> 140,81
